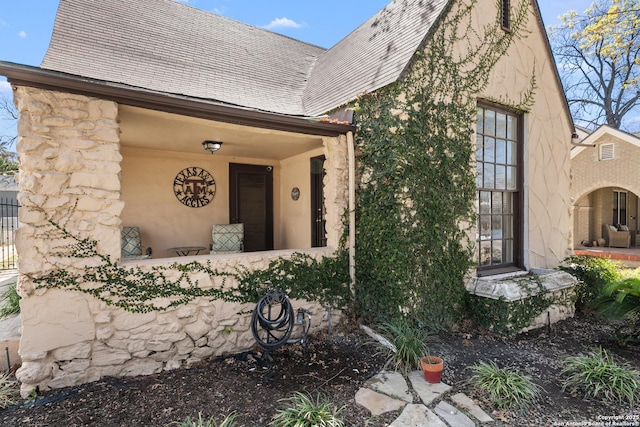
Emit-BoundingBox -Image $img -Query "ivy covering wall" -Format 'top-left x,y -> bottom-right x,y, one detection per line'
353,0 -> 534,326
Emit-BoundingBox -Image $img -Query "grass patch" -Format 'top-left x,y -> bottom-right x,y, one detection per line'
0,285 -> 19,319
270,392 -> 344,427
561,347 -> 640,405
468,360 -> 542,411
0,372 -> 19,409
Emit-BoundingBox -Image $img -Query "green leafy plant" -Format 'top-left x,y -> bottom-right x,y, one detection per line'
558,256 -> 621,311
468,360 -> 542,411
353,0 -> 533,327
561,347 -> 640,405
0,372 -> 19,409
172,412 -> 237,427
379,319 -> 431,376
593,276 -> 640,343
593,277 -> 640,320
0,285 -> 20,319
465,276 -> 575,336
29,217 -> 350,314
270,392 -> 344,427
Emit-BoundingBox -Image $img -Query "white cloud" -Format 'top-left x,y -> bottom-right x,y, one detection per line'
263,17 -> 303,30
18,31 -> 26,38
0,81 -> 11,96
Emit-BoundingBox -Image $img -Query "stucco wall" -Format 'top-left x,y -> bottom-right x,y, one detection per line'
474,0 -> 573,269
279,148 -> 324,249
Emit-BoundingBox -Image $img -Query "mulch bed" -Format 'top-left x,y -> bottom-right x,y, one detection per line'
0,312 -> 638,426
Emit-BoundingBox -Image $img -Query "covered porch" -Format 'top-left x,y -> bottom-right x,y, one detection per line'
118,104 -> 350,259
573,245 -> 640,268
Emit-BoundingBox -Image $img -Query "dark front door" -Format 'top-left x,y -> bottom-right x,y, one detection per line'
311,156 -> 326,247
229,163 -> 274,252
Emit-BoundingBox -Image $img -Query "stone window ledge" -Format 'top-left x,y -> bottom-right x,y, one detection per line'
466,269 -> 578,302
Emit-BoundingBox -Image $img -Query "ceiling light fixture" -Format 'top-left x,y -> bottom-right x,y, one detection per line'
202,140 -> 223,153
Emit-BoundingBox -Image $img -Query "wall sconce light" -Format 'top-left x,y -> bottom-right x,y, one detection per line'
202,140 -> 222,153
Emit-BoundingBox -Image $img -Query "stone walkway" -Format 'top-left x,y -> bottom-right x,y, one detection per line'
355,370 -> 494,426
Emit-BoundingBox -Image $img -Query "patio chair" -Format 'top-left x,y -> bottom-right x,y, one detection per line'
211,223 -> 244,254
603,224 -> 631,248
121,226 -> 152,260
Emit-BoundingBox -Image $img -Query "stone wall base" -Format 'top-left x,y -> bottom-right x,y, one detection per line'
466,269 -> 578,335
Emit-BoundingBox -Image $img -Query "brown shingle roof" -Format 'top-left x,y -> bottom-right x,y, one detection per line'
40,0 -> 449,116
303,0 -> 449,116
41,0 -> 325,116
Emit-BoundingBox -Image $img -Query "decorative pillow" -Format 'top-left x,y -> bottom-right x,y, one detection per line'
609,225 -> 618,232
121,226 -> 143,257
620,224 -> 630,231
212,223 -> 244,252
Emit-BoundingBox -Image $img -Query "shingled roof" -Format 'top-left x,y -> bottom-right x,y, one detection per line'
40,0 -> 449,117
303,0 -> 449,116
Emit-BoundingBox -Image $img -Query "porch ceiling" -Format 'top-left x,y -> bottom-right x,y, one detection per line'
119,105 -> 324,160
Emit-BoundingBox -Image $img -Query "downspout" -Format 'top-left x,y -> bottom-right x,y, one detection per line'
347,131 -> 356,297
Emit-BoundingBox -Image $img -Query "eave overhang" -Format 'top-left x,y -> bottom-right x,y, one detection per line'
0,62 -> 356,137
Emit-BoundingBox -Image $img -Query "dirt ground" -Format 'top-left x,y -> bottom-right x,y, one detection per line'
0,313 -> 638,427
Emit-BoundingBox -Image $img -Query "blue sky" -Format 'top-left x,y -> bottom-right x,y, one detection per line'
0,0 -> 596,142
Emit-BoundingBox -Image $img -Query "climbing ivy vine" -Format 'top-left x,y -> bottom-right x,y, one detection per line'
353,0 -> 534,326
28,218 -> 350,313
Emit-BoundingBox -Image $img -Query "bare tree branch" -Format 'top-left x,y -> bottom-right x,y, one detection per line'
549,0 -> 640,132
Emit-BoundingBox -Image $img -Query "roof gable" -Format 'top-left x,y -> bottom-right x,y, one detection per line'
303,0 -> 449,116
41,0 -> 325,116
571,125 -> 640,159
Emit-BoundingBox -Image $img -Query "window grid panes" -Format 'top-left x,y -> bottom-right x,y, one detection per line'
613,190 -> 627,226
476,106 -> 520,269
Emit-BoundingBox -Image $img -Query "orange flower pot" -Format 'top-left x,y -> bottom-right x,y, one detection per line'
420,356 -> 443,383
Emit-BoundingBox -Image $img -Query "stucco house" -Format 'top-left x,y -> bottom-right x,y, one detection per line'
572,125 -> 640,248
0,0 -> 576,395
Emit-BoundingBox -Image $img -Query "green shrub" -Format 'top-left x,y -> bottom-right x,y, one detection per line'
0,285 -> 19,319
270,392 -> 344,427
468,361 -> 542,411
379,319 -> 431,376
593,277 -> 640,320
561,347 -> 640,404
558,256 -> 621,310
0,372 -> 19,409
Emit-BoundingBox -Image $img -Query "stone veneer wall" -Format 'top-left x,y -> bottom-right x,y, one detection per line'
12,86 -> 348,396
18,249 -> 339,396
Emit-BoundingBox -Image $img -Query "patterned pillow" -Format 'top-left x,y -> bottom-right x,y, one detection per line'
121,227 -> 143,257
212,224 -> 244,253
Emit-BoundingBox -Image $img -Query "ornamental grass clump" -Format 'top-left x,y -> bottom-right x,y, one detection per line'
0,285 -> 20,319
0,372 -> 19,409
468,360 -> 542,412
561,347 -> 640,405
379,319 -> 431,376
270,392 -> 345,427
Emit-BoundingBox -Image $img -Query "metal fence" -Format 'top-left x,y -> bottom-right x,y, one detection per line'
0,198 -> 18,270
